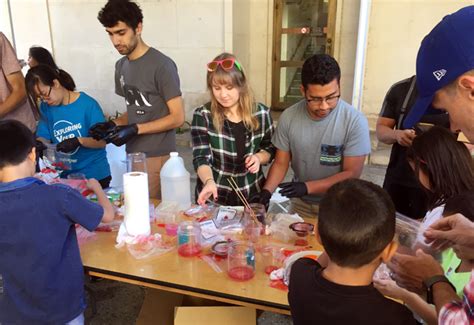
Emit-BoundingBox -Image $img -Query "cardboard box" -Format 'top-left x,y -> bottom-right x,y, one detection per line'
136,289 -> 256,325
136,289 -> 184,325
174,306 -> 256,325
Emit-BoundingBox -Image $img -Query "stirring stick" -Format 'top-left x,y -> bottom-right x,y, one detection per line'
227,177 -> 259,223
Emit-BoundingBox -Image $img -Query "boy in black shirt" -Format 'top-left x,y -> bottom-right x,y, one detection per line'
288,179 -> 417,325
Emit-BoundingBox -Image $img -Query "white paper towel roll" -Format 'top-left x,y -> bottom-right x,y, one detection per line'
123,172 -> 150,236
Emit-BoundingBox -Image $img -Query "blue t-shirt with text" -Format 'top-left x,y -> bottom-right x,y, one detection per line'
0,177 -> 103,323
36,92 -> 110,180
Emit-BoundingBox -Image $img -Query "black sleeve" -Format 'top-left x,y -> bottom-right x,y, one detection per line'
379,85 -> 400,120
288,258 -> 321,299
288,258 -> 321,325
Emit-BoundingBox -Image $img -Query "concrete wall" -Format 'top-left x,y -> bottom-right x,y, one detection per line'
232,0 -> 273,105
362,0 -> 473,129
3,0 -> 472,128
4,0 -> 231,120
333,0 -> 360,104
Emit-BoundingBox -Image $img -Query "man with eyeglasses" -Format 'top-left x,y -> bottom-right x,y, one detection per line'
91,0 -> 185,199
259,54 -> 371,218
0,32 -> 36,131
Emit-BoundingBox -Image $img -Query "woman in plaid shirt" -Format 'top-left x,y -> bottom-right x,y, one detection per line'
191,53 -> 275,206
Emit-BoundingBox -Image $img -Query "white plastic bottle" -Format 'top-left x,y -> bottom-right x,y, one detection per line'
160,152 -> 191,210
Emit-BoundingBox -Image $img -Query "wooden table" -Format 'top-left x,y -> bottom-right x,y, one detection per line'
80,214 -> 321,315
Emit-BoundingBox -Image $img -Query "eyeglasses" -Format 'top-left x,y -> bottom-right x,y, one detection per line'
305,93 -> 340,107
207,58 -> 242,72
38,86 -> 52,101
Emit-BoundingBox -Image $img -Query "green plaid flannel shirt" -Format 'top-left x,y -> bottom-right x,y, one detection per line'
191,102 -> 275,205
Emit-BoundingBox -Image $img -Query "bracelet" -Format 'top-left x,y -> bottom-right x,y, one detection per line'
423,274 -> 456,305
203,178 -> 215,185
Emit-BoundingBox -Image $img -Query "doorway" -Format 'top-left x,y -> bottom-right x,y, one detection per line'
271,0 -> 337,110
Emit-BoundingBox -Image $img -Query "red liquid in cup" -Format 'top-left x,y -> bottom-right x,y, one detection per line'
228,266 -> 255,281
178,243 -> 201,257
295,238 -> 308,246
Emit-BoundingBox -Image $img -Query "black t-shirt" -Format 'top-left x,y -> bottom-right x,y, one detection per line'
227,120 -> 247,165
288,258 -> 418,325
380,76 -> 449,187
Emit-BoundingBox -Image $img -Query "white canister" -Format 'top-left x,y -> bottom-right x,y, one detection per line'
160,152 -> 191,210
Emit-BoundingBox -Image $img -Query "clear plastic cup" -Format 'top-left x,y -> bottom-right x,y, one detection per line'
244,203 -> 266,226
177,221 -> 202,257
261,245 -> 283,275
243,221 -> 262,243
67,173 -> 86,180
227,241 -> 255,281
127,152 -> 147,173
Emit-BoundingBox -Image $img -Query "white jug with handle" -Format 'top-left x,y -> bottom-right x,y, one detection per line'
160,152 -> 191,210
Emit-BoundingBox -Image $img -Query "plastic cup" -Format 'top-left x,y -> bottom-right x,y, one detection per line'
67,173 -> 86,180
127,152 -> 147,173
289,222 -> 314,246
177,221 -> 202,257
261,246 -> 283,275
243,222 -> 262,243
165,223 -> 178,236
227,241 -> 255,281
244,203 -> 266,225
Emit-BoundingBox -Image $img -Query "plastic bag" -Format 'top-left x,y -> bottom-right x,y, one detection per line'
373,263 -> 391,281
395,212 -> 421,252
268,213 -> 304,243
75,225 -> 97,245
183,204 -> 218,222
116,233 -> 175,260
155,201 -> 181,224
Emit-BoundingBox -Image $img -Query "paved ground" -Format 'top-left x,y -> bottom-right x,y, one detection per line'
84,132 -> 388,324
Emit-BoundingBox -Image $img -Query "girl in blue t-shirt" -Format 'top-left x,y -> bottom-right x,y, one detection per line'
25,64 -> 111,188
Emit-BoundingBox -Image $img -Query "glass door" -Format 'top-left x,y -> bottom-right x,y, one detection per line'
271,0 -> 337,110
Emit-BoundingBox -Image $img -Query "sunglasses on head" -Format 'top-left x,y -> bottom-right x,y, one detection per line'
207,58 -> 242,72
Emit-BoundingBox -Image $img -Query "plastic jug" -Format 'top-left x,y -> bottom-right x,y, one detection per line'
160,152 -> 191,210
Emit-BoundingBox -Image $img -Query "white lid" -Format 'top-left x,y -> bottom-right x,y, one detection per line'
170,152 -> 179,157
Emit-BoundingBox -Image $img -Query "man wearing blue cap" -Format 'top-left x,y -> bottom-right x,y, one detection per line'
388,5 -> 474,324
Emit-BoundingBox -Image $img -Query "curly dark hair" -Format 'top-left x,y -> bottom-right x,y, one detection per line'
98,0 -> 143,29
301,54 -> 341,88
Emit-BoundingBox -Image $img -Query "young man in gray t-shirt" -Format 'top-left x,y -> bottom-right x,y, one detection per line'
92,0 -> 185,199
259,54 -> 370,218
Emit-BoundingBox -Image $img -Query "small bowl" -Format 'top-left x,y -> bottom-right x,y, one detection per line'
211,241 -> 229,257
289,222 -> 314,237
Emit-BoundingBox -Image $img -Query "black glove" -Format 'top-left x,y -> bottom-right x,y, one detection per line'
252,189 -> 272,210
89,120 -> 116,140
279,182 -> 308,198
35,140 -> 47,158
107,124 -> 138,146
56,137 -> 81,153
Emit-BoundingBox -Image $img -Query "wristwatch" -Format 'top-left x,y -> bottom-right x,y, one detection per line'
423,275 -> 456,304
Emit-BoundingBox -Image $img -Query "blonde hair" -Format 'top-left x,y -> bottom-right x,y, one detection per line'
206,53 -> 259,132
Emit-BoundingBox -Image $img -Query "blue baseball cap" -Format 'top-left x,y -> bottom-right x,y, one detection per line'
403,6 -> 474,129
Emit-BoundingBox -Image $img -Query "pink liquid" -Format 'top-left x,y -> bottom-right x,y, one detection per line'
165,223 -> 178,236
228,266 -> 255,281
295,238 -> 308,246
178,243 -> 202,257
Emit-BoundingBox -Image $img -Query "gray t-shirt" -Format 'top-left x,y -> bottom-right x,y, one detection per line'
115,47 -> 182,157
272,99 -> 371,203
